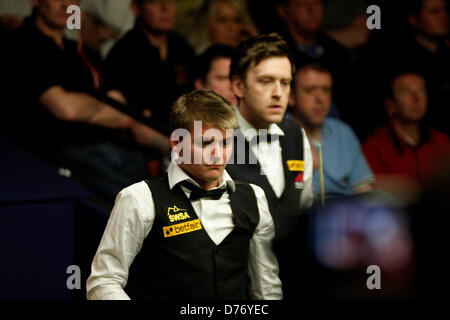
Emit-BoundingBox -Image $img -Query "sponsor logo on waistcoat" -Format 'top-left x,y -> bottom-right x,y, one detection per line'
167,205 -> 191,223
287,160 -> 305,189
163,219 -> 202,238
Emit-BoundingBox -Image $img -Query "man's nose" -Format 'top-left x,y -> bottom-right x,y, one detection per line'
272,82 -> 282,98
315,90 -> 326,105
205,143 -> 223,163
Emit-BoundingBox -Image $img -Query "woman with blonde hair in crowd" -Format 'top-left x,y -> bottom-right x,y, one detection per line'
188,0 -> 258,54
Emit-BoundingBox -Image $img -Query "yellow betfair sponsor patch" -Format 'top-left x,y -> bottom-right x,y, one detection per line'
163,219 -> 202,238
287,160 -> 304,172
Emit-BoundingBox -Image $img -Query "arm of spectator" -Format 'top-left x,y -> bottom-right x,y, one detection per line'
130,121 -> 171,154
39,86 -> 170,153
353,181 -> 373,193
106,89 -> 128,104
39,85 -> 134,129
106,89 -> 171,154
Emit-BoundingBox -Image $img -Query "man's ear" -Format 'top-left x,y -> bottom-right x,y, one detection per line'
385,97 -> 396,116
231,75 -> 245,99
194,78 -> 204,90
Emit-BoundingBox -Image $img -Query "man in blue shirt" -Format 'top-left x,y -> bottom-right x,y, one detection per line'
289,62 -> 374,201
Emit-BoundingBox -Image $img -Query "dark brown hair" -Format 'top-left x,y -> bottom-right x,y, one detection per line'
230,33 -> 294,81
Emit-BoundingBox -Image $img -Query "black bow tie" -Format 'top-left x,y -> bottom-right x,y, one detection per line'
180,181 -> 227,201
251,134 -> 279,144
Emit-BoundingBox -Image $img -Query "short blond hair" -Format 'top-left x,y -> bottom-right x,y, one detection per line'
170,89 -> 238,133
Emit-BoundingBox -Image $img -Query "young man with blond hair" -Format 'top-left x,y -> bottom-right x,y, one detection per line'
87,89 -> 282,300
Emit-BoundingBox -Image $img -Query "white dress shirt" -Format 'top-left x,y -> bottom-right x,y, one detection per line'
236,110 -> 314,208
86,162 -> 282,300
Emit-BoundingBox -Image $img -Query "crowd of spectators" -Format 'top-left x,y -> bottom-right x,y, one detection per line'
1,0 -> 449,298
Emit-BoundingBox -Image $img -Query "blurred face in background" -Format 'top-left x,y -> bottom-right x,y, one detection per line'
134,0 -> 176,34
278,0 -> 324,36
388,73 -> 428,124
33,0 -> 79,30
208,0 -> 242,47
292,68 -> 332,128
195,57 -> 237,105
409,0 -> 449,37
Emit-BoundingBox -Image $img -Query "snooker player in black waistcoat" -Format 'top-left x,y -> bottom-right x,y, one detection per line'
226,34 -> 315,299
86,90 -> 282,300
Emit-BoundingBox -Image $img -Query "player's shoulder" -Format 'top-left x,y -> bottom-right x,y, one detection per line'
117,181 -> 151,199
232,180 -> 264,197
279,117 -> 304,138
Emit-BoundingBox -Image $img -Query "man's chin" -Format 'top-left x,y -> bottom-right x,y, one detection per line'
266,114 -> 285,124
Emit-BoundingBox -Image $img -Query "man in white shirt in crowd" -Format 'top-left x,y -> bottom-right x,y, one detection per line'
226,33 -> 314,299
86,89 -> 282,300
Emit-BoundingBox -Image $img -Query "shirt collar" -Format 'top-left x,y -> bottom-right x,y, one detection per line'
167,161 -> 235,192
236,108 -> 285,141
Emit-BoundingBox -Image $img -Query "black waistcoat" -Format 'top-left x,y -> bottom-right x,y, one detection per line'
226,118 -> 305,242
226,118 -> 306,299
125,174 -> 260,300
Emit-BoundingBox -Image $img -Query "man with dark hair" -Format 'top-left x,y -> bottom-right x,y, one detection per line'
3,0 -> 169,203
194,44 -> 237,105
103,0 -> 196,136
289,62 -> 374,201
87,89 -> 282,300
363,72 -> 450,192
226,33 -> 314,299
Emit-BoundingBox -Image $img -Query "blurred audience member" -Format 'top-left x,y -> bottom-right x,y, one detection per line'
188,0 -> 258,54
362,72 -> 450,195
103,0 -> 195,135
290,63 -> 374,202
404,0 -> 450,135
0,0 -> 31,33
4,0 -> 170,204
79,0 -> 135,58
361,0 -> 450,138
276,0 -> 357,131
194,44 -> 237,105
